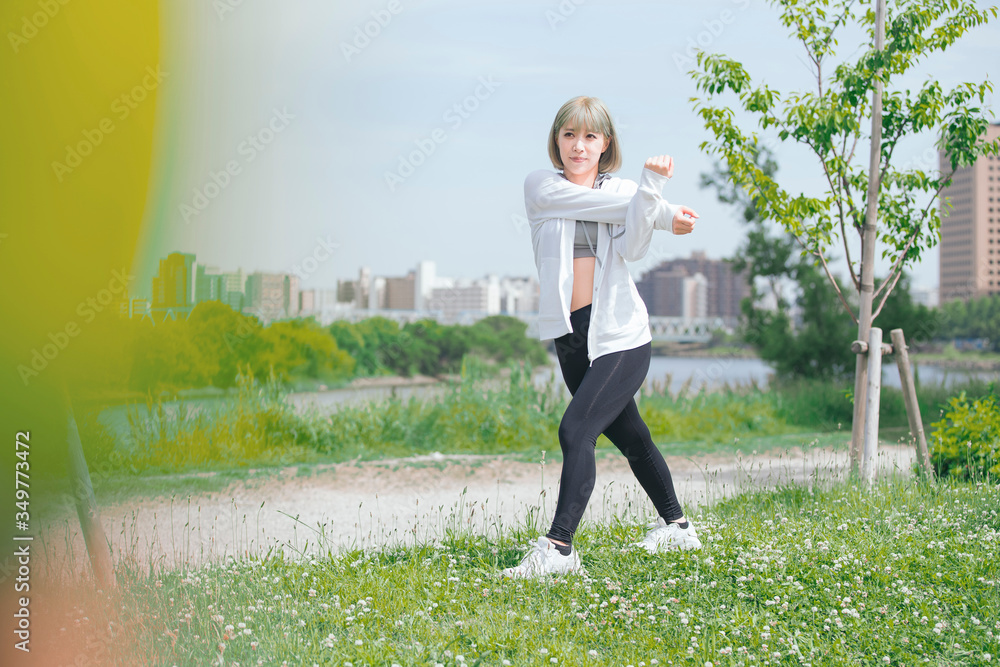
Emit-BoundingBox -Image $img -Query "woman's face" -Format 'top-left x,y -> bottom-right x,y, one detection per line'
557,122 -> 609,180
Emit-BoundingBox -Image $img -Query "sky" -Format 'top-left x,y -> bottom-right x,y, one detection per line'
143,0 -> 1000,299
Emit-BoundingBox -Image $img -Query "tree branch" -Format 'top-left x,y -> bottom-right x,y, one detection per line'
791,232 -> 859,325
872,266 -> 904,320
873,167 -> 957,301
839,213 -> 860,290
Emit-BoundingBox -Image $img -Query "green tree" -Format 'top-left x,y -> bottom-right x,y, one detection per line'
467,315 -> 549,367
130,317 -> 211,392
689,0 -> 999,468
253,318 -> 354,382
328,320 -> 374,374
186,300 -> 262,388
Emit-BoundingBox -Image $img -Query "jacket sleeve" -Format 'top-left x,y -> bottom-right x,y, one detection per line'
614,168 -> 683,261
523,168 -> 681,232
524,169 -> 633,224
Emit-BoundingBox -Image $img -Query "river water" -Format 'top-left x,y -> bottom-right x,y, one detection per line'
286,355 -> 999,411
93,354 -> 998,434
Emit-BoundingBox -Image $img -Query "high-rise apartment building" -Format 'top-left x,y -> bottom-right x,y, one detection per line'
385,272 -> 416,310
195,264 -> 225,303
244,272 -> 299,322
938,122 -> 1000,302
152,252 -> 197,309
636,251 -> 748,318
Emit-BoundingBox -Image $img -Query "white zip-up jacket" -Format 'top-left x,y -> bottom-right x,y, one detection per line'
524,167 -> 681,366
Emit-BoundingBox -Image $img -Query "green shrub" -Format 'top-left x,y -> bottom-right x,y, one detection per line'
929,386 -> 1000,481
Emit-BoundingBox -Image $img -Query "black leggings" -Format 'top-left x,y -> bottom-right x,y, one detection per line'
545,303 -> 684,545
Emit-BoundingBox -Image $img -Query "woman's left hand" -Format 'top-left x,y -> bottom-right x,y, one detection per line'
672,206 -> 699,235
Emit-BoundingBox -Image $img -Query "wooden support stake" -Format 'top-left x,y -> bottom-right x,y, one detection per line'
861,327 -> 884,486
851,340 -> 893,355
61,383 -> 116,589
890,328 -> 935,479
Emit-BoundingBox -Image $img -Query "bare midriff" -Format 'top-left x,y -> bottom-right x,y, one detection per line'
570,256 -> 596,311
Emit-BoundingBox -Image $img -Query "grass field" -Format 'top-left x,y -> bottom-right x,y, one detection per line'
75,360 -> 995,482
41,477 -> 999,666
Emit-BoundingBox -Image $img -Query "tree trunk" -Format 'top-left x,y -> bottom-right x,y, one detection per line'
850,0 -> 886,476
861,327 -> 884,485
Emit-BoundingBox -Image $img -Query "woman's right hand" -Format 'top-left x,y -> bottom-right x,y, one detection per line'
644,155 -> 674,178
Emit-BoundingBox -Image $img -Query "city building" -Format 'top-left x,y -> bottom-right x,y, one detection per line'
636,251 -> 749,319
498,276 -> 540,315
385,271 -> 416,310
938,122 -> 1000,302
414,260 -> 436,311
219,268 -> 247,312
195,264 -> 225,304
152,252 -> 197,310
244,272 -> 299,322
427,275 -> 501,323
142,253 -> 539,327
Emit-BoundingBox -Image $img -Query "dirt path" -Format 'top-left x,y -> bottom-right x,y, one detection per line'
38,443 -> 916,578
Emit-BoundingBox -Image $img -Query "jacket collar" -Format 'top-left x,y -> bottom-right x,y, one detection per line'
558,171 -> 612,189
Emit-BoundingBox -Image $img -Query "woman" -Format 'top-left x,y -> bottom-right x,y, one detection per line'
502,96 -> 702,578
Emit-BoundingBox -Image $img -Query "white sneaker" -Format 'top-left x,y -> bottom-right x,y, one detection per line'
633,517 -> 702,553
501,536 -> 583,579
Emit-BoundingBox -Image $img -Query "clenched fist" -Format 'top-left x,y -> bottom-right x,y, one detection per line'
672,206 -> 699,235
644,155 -> 674,178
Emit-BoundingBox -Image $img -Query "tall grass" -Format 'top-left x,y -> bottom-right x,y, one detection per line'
78,359 -> 998,477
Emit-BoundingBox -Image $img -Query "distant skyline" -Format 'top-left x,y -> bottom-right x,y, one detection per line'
135,0 -> 999,299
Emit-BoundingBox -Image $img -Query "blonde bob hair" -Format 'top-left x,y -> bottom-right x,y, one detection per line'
547,96 -> 622,174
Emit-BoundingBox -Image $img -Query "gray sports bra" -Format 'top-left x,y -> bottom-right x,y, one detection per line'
571,171 -> 613,259
573,221 -> 599,258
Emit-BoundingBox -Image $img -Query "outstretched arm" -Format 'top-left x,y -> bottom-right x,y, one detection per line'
523,167 -> 693,235
523,169 -> 635,224
615,157 -> 699,261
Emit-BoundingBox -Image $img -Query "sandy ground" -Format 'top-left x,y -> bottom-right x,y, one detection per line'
36,442 -> 917,579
